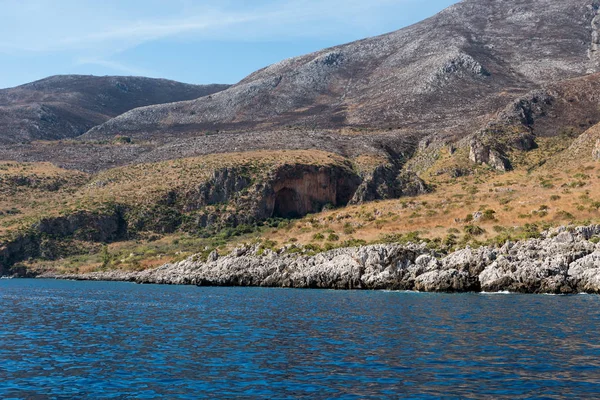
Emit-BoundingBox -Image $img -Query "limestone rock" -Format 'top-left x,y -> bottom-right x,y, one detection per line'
593,139 -> 600,160
469,139 -> 511,171
37,224 -> 600,294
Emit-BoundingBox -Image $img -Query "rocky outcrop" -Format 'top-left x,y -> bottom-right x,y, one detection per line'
257,164 -> 361,219
497,90 -> 555,128
41,225 -> 600,294
0,209 -> 126,270
510,133 -> 538,152
481,74 -> 600,146
469,139 -> 511,171
594,139 -> 600,160
178,163 -> 362,228
351,166 -> 428,204
180,167 -> 254,213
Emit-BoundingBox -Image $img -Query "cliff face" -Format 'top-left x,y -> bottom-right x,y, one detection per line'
166,163 -> 362,228
176,163 -> 364,227
261,164 -> 361,219
0,209 -> 126,271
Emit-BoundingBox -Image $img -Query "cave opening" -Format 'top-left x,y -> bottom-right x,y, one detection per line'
273,188 -> 302,219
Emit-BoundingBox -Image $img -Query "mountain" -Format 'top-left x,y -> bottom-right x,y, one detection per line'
82,0 -> 599,146
0,75 -> 230,144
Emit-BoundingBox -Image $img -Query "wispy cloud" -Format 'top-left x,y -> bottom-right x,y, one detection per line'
75,57 -> 154,77
60,13 -> 266,51
0,0 -> 410,55
0,0 -> 454,85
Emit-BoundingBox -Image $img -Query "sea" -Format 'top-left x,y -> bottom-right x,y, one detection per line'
1,279 -> 599,399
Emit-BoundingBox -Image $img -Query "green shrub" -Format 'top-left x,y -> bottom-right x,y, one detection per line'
556,210 -> 575,220
481,209 -> 497,221
443,234 -> 458,247
379,231 -> 425,245
464,225 -> 486,236
327,233 -> 340,242
343,222 -> 356,235
312,233 -> 325,241
303,244 -> 323,254
341,239 -> 367,248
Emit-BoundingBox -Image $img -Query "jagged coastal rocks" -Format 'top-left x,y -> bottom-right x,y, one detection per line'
43,225 -> 600,294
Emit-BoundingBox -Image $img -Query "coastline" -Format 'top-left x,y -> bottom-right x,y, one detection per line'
34,225 -> 600,294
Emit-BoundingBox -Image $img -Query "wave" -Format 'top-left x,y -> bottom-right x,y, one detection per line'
480,291 -> 512,295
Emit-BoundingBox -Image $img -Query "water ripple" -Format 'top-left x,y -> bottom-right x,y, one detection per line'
1,279 -> 600,398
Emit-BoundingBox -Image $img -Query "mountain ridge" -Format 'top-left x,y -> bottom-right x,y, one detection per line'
0,75 -> 230,144
81,0 -> 599,146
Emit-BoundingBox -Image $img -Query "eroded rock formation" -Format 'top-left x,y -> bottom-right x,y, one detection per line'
469,139 -> 512,171
594,139 -> 600,160
0,209 -> 126,270
263,164 -> 360,219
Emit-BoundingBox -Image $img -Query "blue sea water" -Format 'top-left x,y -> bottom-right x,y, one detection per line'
1,280 -> 600,399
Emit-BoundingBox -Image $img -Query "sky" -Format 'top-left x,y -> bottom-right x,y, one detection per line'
0,0 -> 459,89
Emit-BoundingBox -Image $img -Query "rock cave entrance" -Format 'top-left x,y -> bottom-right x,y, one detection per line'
273,188 -> 303,219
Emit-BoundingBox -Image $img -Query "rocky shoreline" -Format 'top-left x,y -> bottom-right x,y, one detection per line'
35,225 -> 600,294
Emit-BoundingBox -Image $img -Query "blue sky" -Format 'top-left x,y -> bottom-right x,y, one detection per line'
0,0 -> 459,89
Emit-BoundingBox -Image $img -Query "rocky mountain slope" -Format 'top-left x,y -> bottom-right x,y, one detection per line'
82,0 -> 599,146
0,75 -> 230,144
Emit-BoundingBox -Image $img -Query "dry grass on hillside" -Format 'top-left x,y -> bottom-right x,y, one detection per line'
260,158 -> 600,248
5,136 -> 600,274
0,162 -> 89,235
0,150 -> 352,236
85,149 -> 352,204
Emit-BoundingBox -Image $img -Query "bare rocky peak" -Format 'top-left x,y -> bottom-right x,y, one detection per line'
0,75 -> 230,144
82,0 -> 599,144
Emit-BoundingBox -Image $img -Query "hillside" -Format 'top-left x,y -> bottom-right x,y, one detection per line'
0,150 -> 409,274
0,75 -> 230,144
